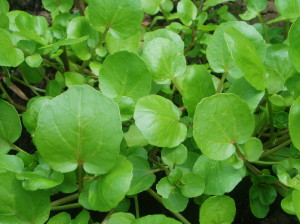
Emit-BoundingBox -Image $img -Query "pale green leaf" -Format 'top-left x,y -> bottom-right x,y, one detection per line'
289,17 -> 300,73
289,96 -> 300,150
177,0 -> 197,26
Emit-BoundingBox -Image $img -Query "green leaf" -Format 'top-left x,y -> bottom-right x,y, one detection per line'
47,212 -> 71,224
281,191 -> 296,215
162,187 -> 188,212
134,95 -> 187,148
156,177 -> 173,198
22,96 -> 52,135
0,155 -> 24,173
25,54 -> 43,68
180,172 -> 205,198
193,155 -> 246,195
193,94 -> 254,160
0,0 -> 9,13
161,144 -> 187,167
72,209 -> 90,224
88,0 -> 143,39
293,190 -> 300,220
142,38 -> 186,84
250,198 -> 269,218
276,158 -> 300,190
228,77 -> 264,112
106,31 -> 141,54
168,168 -> 183,184
42,0 -> 74,13
134,214 -> 181,224
34,85 -> 123,174
124,124 -> 148,147
99,51 -> 151,101
204,0 -> 235,8
258,184 -> 277,206
0,99 -> 22,153
20,62 -> 44,84
224,27 -> 267,90
64,72 -> 86,87
200,195 -> 236,224
275,0 -> 300,19
45,80 -> 62,97
182,65 -> 215,116
289,17 -> 300,73
144,29 -> 184,53
240,0 -> 267,20
0,28 -> 24,67
206,21 -> 266,77
240,137 -> 263,162
0,12 -> 9,29
114,96 -> 135,122
289,96 -> 300,150
0,172 -> 50,223
140,0 -> 164,15
56,171 -> 77,193
87,156 -> 133,212
177,0 -> 197,26
126,155 -> 156,195
108,212 -> 135,224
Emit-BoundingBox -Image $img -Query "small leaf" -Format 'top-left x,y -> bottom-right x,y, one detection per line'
156,177 -> 173,198
140,0 -> 164,15
114,96 -> 135,122
193,155 -> 246,195
134,95 -> 187,148
289,17 -> 300,73
204,0 -> 235,8
134,214 -> 181,224
193,94 -> 254,160
240,137 -> 263,162
64,72 -> 86,87
224,27 -> 267,90
47,212 -> 71,224
0,99 -> 22,153
180,172 -> 205,198
289,97 -> 300,150
250,198 -> 269,218
88,0 -> 143,39
161,144 -> 187,167
276,158 -> 300,190
34,85 -> 123,174
0,155 -> 24,173
108,212 -> 135,224
177,0 -> 197,26
162,187 -> 188,212
42,0 -> 74,13
142,38 -> 186,84
25,54 -> 43,68
200,195 -> 236,224
72,209 -> 90,224
99,51 -> 151,101
293,190 -> 300,220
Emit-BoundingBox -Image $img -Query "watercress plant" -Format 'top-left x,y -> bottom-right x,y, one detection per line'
0,0 -> 300,223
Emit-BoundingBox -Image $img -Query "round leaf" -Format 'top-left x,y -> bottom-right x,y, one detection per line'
161,144 -> 187,167
193,93 -> 255,160
0,99 -> 22,153
134,215 -> 181,224
64,72 -> 86,87
106,31 -> 141,54
47,212 -> 71,224
134,95 -> 187,148
162,187 -> 188,212
42,0 -> 74,13
34,85 -> 123,174
177,0 -> 197,26
180,172 -> 205,198
108,212 -> 135,224
200,196 -> 236,224
0,0 -> 9,13
0,28 -> 24,67
193,155 -> 246,195
276,158 -> 300,190
99,51 -> 151,101
140,0 -> 164,15
240,137 -> 263,162
88,0 -> 143,39
142,38 -> 186,84
289,96 -> 300,150
289,17 -> 300,73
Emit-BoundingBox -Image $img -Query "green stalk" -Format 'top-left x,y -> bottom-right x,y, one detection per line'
257,13 -> 269,43
134,195 -> 140,218
77,164 -> 84,193
260,139 -> 292,159
216,71 -> 228,93
265,89 -> 275,144
11,76 -> 45,92
50,193 -> 79,207
147,189 -> 192,224
50,203 -> 81,211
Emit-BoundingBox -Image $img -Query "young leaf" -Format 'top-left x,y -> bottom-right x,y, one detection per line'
224,27 -> 267,90
180,172 -> 205,198
193,155 -> 246,195
156,177 -> 173,198
177,0 -> 197,26
162,187 -> 189,212
289,96 -> 300,150
292,190 -> 300,220
0,99 -> 22,153
276,159 -> 300,190
134,214 -> 181,224
182,65 -> 215,116
239,0 -> 267,20
250,198 -> 269,218
99,51 -> 151,101
108,212 -> 135,224
0,28 -> 24,67
64,72 -> 86,87
142,38 -> 186,84
0,155 -> 24,173
161,144 -> 187,167
88,0 -> 143,39
204,0 -> 235,8
193,94 -> 254,161
88,156 -> 133,212
200,195 -> 236,224
25,54 -> 43,68
0,172 -> 50,223
42,0 -> 74,13
47,212 -> 71,224
240,137 -> 263,162
288,17 -> 300,73
34,85 -> 123,174
140,0 -> 164,15
134,95 -> 187,148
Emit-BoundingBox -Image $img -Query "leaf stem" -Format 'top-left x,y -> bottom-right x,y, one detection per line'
50,193 -> 79,207
134,195 -> 140,218
257,13 -> 269,43
265,89 -> 275,144
147,189 -> 191,224
149,158 -> 169,175
10,76 -> 45,92
61,46 -> 70,72
216,71 -> 228,93
77,164 -> 84,193
260,139 -> 292,159
50,203 -> 81,211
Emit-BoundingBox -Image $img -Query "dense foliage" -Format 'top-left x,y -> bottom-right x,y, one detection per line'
0,0 -> 300,223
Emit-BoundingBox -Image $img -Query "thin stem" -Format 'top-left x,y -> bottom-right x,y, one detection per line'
252,160 -> 280,165
43,58 -> 63,73
260,139 -> 292,159
159,5 -> 169,24
216,71 -> 228,93
61,46 -> 70,72
96,27 -> 110,50
184,31 -> 204,56
0,81 -> 14,103
77,164 -> 84,193
257,13 -> 269,43
50,203 -> 81,211
134,195 -> 140,218
265,89 -> 275,144
11,76 -> 45,92
147,189 -> 192,224
149,158 -> 169,175
50,193 -> 79,207
20,74 -> 40,96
